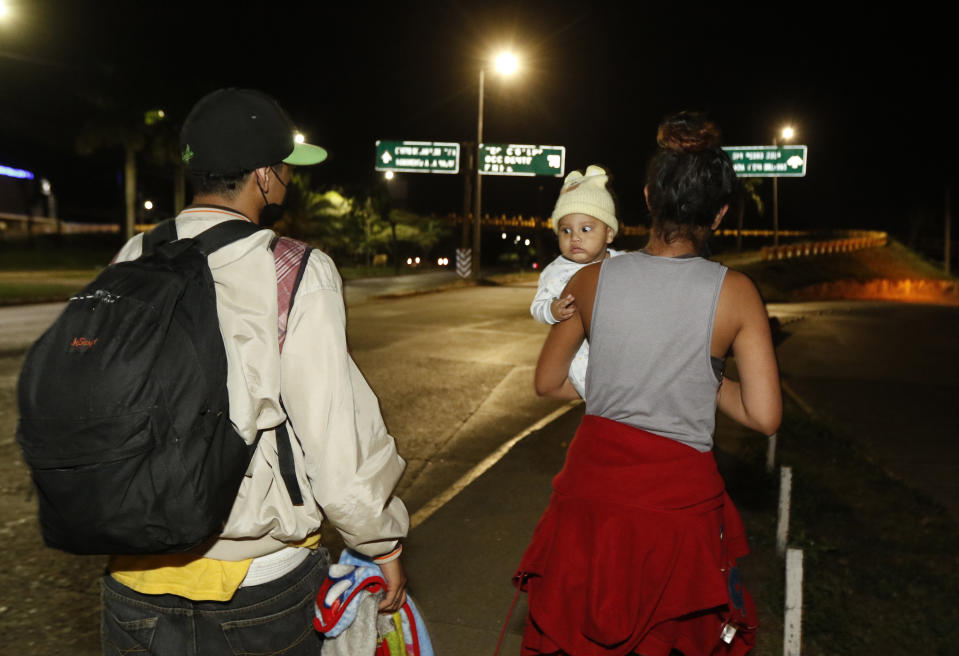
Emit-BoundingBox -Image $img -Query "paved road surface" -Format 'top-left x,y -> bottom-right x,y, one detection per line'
0,277 -> 564,654
1,286 -> 956,654
0,271 -> 462,354
408,299 -> 959,654
769,300 -> 959,517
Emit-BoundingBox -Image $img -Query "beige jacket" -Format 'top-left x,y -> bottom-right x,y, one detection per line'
115,207 -> 409,561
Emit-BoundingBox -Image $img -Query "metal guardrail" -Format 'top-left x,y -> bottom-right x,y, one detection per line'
759,231 -> 888,261
0,215 -> 148,235
445,213 -> 821,237
0,213 -> 58,234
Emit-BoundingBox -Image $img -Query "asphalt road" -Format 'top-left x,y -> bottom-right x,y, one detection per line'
0,271 -> 464,354
1,283 -> 956,654
768,300 -> 959,518
405,298 -> 959,654
0,275 -> 565,654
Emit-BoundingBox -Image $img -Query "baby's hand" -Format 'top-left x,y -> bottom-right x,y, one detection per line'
550,294 -> 576,321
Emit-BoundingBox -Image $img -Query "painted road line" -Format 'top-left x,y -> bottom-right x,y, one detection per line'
781,379 -> 817,418
410,400 -> 582,529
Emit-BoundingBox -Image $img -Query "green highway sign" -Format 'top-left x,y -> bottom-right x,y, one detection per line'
479,143 -> 566,177
375,140 -> 460,174
723,145 -> 808,177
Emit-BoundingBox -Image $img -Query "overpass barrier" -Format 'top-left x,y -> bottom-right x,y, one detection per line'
446,213 -> 817,239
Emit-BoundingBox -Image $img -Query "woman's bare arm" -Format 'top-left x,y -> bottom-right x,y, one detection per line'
533,264 -> 602,399
534,314 -> 586,398
715,271 -> 782,435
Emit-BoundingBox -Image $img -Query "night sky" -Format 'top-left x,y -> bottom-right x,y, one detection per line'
1,1 -> 955,237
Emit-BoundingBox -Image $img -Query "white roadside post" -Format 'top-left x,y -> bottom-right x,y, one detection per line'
784,548 -> 804,656
766,433 -> 778,473
776,466 -> 792,557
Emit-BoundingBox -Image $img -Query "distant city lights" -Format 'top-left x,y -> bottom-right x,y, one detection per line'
294,132 -> 305,143
0,164 -> 35,180
501,232 -> 507,239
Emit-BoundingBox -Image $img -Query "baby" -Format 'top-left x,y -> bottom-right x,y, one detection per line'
530,165 -> 621,398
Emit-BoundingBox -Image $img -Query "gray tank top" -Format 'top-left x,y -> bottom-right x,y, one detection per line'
585,251 -> 728,452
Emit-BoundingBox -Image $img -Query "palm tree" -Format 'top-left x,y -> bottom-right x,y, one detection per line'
76,108 -> 146,241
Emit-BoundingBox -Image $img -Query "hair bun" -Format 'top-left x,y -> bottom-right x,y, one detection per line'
656,111 -> 721,152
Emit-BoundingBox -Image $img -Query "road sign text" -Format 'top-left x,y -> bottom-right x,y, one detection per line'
723,145 -> 808,177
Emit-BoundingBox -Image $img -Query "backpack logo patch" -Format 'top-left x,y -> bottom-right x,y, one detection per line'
69,337 -> 98,351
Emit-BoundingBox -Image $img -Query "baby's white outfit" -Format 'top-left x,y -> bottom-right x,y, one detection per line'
530,249 -> 622,397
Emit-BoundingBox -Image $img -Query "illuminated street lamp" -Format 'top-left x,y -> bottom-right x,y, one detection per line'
143,200 -> 154,211
472,50 -> 520,278
494,52 -> 519,75
773,125 -> 795,247
0,1 -> 10,21
384,170 -> 395,180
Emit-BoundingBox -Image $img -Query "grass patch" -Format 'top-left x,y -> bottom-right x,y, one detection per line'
0,236 -> 119,271
485,271 -> 540,285
337,265 -> 450,280
777,411 -> 958,654
0,271 -> 96,305
720,407 -> 959,655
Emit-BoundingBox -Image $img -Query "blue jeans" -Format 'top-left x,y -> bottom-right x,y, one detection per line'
100,547 -> 329,656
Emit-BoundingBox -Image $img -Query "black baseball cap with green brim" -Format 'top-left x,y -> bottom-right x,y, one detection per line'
180,88 -> 327,176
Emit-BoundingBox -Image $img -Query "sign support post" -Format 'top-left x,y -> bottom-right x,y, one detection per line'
472,69 -> 485,280
723,145 -> 807,246
773,175 -> 780,247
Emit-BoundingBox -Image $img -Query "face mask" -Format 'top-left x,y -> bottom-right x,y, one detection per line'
257,166 -> 288,227
258,202 -> 285,227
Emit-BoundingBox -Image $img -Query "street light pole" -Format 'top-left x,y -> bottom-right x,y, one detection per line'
773,126 -> 794,248
468,51 -> 519,279
472,68 -> 485,279
772,175 -> 779,247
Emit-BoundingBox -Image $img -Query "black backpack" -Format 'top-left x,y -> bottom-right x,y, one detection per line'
16,219 -> 306,555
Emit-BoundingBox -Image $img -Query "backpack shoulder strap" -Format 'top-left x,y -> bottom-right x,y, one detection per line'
141,219 -> 178,256
193,220 -> 266,255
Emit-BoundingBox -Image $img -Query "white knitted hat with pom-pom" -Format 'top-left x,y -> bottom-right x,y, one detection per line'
550,164 -> 618,234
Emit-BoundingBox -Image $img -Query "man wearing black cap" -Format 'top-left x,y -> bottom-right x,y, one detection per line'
100,89 -> 409,654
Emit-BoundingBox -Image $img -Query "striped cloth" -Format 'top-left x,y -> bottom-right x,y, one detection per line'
272,236 -> 311,351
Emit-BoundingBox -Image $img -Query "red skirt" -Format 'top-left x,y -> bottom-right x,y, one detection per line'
514,415 -> 756,656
